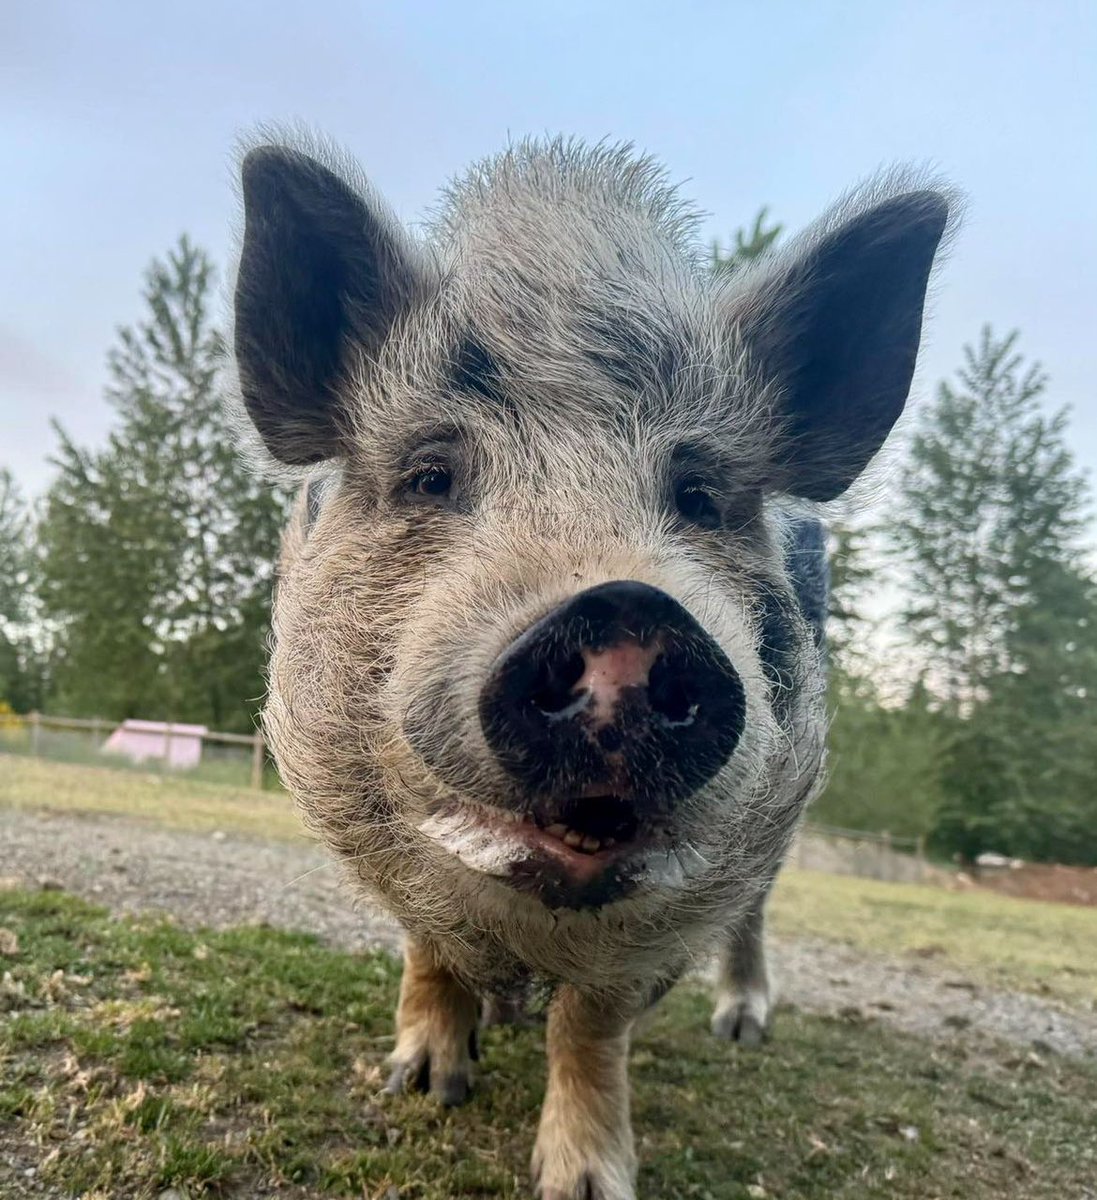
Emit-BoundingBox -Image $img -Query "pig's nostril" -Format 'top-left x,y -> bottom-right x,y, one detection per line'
529,649 -> 587,716
648,654 -> 697,727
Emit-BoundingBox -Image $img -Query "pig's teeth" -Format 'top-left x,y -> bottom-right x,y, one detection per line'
563,829 -> 584,848
546,823 -> 568,838
604,838 -> 617,848
580,835 -> 601,852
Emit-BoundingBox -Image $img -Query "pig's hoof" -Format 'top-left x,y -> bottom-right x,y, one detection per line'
532,1131 -> 636,1200
711,991 -> 770,1047
384,1026 -> 478,1107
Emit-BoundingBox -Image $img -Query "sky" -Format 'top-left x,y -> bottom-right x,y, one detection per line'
2,0 -> 1095,543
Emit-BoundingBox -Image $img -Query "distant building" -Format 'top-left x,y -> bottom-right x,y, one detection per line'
102,719 -> 208,770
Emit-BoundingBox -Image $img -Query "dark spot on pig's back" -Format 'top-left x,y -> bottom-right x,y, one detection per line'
755,585 -> 801,724
754,520 -> 828,723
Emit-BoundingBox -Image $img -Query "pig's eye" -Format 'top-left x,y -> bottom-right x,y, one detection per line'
405,460 -> 454,500
674,479 -> 722,530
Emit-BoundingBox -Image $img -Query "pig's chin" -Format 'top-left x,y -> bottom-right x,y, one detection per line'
416,797 -> 708,910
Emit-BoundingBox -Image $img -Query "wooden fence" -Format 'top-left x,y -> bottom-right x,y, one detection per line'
5,712 -> 266,790
1,715 -> 931,879
794,820 -> 930,882
802,820 -> 927,861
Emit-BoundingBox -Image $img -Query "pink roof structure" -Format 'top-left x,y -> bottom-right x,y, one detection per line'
102,719 -> 208,770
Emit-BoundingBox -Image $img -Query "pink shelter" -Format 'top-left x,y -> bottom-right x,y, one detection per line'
102,719 -> 208,769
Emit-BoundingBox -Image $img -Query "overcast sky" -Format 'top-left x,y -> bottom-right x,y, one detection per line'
3,0 -> 1095,544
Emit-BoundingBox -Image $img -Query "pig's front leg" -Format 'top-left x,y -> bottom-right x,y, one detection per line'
384,937 -> 480,1107
532,985 -> 637,1200
711,890 -> 772,1047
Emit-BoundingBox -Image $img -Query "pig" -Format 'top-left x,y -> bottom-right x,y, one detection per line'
230,132 -> 953,1200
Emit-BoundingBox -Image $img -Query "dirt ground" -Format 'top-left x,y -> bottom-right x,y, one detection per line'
2,806 -> 1094,1061
971,861 -> 1097,907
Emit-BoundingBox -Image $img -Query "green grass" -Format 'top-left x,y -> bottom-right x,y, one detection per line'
0,753 -> 300,841
1,890 -> 1094,1199
770,870 -> 1097,1009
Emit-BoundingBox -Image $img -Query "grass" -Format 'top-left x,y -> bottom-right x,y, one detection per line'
0,753 -> 300,841
770,871 -> 1097,1009
4,753 -> 1097,1012
1,889 -> 1095,1200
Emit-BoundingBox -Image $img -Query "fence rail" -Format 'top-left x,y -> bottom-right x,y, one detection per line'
1,713 -> 928,878
803,820 -> 926,854
3,711 -> 266,790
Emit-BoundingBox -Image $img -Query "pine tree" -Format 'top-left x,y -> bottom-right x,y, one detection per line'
891,326 -> 1097,863
0,468 -> 39,708
38,237 -> 290,729
893,327 -> 1089,710
711,208 -> 783,275
0,468 -> 29,627
827,522 -> 875,670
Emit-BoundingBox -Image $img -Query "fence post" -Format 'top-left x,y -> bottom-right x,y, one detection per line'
163,722 -> 174,771
250,732 -> 265,791
915,834 -> 927,881
29,711 -> 41,756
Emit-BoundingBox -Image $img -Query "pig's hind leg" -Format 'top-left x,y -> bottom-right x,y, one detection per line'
711,892 -> 773,1047
384,938 -> 480,1107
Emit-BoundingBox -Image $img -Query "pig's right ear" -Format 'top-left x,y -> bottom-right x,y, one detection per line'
234,145 -> 428,465
732,185 -> 953,502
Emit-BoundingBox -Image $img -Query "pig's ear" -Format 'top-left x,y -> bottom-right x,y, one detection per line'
736,188 -> 952,501
234,144 -> 429,465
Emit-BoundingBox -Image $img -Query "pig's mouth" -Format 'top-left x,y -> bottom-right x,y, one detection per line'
417,794 -> 696,909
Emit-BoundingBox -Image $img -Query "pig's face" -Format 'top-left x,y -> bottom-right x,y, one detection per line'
234,138 -> 950,975
279,366 -> 801,915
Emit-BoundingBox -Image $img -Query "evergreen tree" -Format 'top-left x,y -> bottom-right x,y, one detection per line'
0,468 -> 30,627
827,521 -> 875,670
38,237 -> 290,729
817,669 -> 946,839
891,326 -> 1097,863
0,468 -> 40,708
711,208 -> 783,275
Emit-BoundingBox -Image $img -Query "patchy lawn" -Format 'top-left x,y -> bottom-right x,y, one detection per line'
3,754 -> 1097,1013
771,870 -> 1097,1010
0,754 -> 299,842
1,889 -> 1095,1199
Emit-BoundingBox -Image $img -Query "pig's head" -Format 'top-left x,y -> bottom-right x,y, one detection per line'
232,138 -> 951,978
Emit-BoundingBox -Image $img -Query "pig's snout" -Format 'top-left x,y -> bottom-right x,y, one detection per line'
478,581 -> 746,803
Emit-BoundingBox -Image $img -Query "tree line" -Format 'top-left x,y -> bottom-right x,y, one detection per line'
2,225 -> 1095,864
0,238 -> 291,732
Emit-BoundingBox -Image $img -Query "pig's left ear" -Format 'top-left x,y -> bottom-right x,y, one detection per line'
233,143 -> 432,466
735,187 -> 953,501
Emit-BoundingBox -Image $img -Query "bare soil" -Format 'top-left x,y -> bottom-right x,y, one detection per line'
973,861 -> 1097,907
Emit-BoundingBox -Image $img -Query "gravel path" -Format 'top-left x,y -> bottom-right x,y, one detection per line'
2,807 -> 1094,1059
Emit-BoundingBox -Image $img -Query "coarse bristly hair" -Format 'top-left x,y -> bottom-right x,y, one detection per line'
227,127 -> 957,1006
